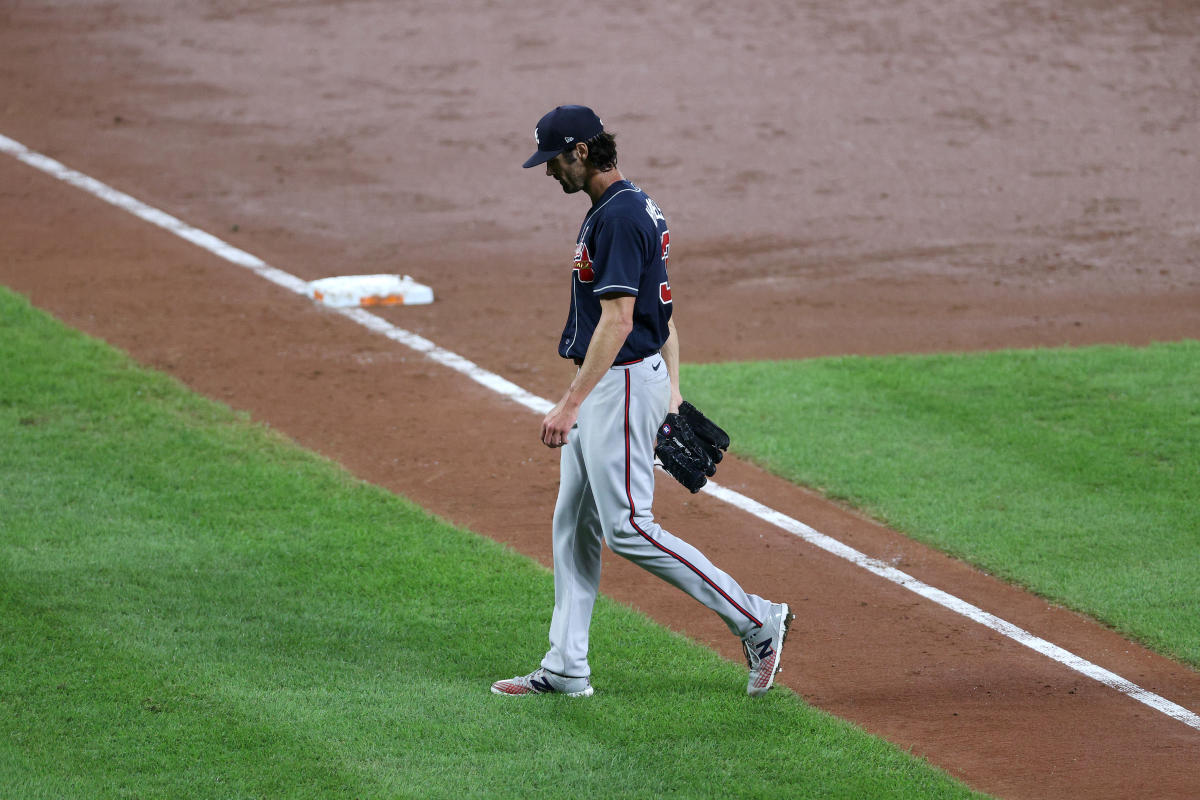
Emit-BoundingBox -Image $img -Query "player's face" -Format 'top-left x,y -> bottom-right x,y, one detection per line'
546,148 -> 587,194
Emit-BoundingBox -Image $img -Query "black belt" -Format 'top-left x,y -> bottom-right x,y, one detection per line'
572,354 -> 654,368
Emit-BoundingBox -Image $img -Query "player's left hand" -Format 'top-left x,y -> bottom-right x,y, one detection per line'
655,412 -> 717,492
654,401 -> 731,492
678,401 -> 730,465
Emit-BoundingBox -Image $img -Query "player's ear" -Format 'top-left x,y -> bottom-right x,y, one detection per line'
575,141 -> 589,164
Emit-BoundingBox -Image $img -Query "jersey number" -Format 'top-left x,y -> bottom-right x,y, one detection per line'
659,231 -> 671,303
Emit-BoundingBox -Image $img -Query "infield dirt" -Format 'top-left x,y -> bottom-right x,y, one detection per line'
2,2 -> 1199,798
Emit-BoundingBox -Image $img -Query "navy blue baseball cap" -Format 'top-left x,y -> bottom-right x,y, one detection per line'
522,105 -> 604,168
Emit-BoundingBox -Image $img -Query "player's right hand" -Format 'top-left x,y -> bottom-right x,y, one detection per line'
541,399 -> 579,448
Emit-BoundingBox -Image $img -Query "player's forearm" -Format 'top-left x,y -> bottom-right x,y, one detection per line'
662,319 -> 683,413
564,302 -> 633,407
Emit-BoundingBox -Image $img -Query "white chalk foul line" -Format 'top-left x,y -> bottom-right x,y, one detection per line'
0,134 -> 553,416
3,132 -> 1196,732
702,484 -> 1200,730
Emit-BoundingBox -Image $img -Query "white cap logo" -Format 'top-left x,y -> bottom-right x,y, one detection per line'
533,127 -> 540,146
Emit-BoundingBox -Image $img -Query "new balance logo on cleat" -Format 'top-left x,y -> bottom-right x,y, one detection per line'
742,602 -> 794,697
490,667 -> 594,698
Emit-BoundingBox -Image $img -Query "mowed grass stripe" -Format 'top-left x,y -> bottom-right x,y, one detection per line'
0,287 -> 984,798
684,342 -> 1200,668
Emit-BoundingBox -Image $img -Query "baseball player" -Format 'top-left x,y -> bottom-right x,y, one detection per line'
491,105 -> 793,698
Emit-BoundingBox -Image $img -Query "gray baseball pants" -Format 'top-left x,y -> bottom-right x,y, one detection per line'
540,354 -> 772,679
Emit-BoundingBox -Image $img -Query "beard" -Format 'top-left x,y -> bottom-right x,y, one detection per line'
556,150 -> 586,193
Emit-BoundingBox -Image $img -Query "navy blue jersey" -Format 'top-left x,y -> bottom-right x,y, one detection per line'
559,180 -> 673,364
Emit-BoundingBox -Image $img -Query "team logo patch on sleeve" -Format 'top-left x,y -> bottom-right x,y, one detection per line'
574,242 -> 594,283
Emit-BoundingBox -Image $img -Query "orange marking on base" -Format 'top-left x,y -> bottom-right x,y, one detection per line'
360,294 -> 405,307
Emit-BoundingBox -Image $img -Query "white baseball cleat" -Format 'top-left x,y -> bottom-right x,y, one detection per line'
742,602 -> 794,697
490,667 -> 594,697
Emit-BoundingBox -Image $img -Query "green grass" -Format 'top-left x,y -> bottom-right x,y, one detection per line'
684,343 -> 1200,667
0,287 -> 984,799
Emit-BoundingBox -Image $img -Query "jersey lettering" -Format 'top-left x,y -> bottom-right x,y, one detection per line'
660,281 -> 673,304
660,230 -> 670,267
645,197 -> 666,224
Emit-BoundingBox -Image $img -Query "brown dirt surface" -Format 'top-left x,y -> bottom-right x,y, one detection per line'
2,2 -> 1199,798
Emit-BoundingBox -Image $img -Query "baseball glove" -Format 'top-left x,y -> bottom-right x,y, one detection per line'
655,401 -> 730,493
679,400 -> 730,465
